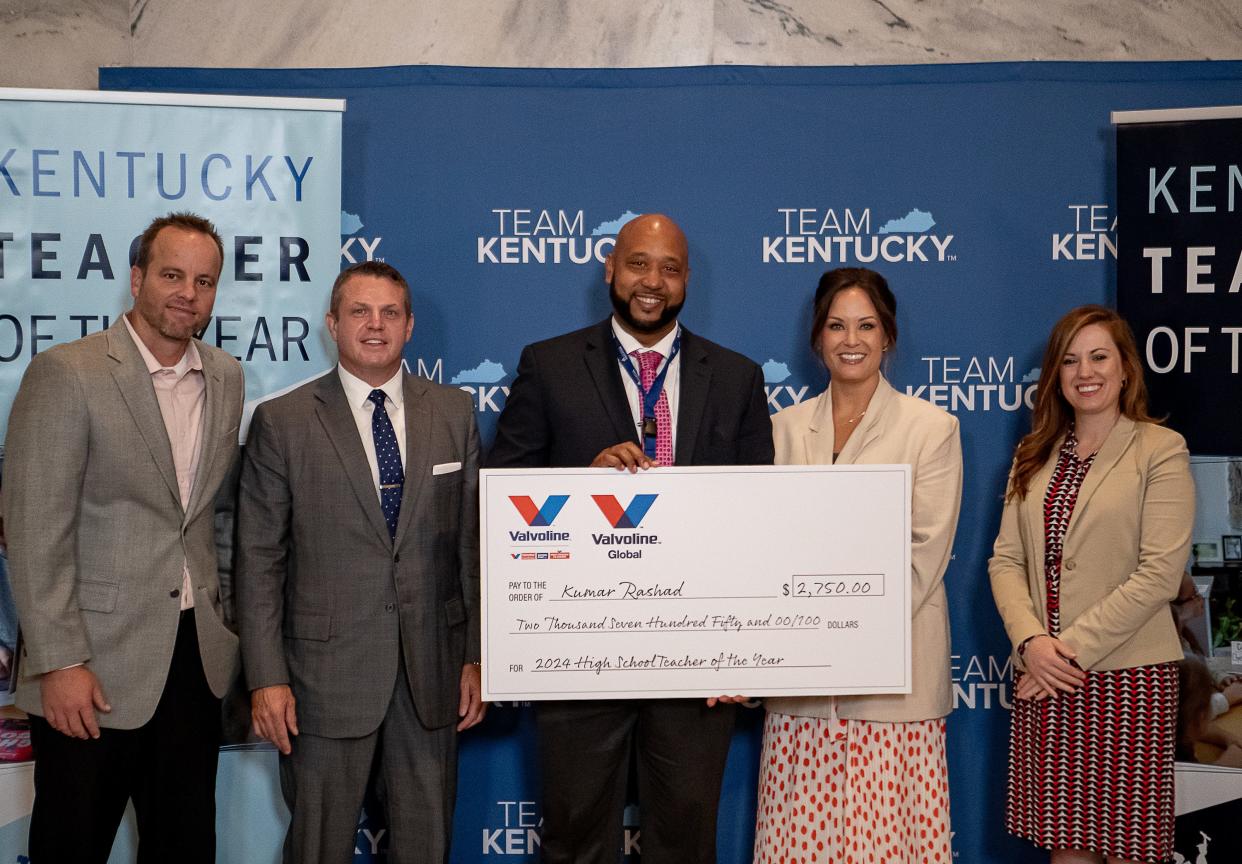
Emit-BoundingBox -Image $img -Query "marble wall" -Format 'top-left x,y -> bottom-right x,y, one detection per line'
1,1 -> 1241,90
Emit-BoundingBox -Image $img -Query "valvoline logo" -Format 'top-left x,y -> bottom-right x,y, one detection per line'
509,495 -> 569,527
592,494 -> 658,529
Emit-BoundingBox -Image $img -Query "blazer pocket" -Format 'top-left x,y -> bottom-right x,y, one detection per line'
284,611 -> 331,641
444,596 -> 466,627
432,461 -> 462,476
77,580 -> 118,613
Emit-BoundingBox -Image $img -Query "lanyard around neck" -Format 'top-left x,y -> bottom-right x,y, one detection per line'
611,328 -> 681,456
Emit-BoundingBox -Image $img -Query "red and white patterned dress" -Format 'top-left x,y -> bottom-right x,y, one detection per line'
1006,431 -> 1178,863
753,713 -> 951,863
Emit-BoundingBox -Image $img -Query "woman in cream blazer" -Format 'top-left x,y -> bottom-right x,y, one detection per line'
754,268 -> 962,864
988,305 -> 1193,864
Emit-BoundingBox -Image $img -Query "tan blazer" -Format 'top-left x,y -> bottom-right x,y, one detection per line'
988,417 -> 1193,672
4,320 -> 243,729
766,377 -> 962,723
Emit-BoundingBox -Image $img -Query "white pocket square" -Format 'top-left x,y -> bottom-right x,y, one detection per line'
432,461 -> 462,475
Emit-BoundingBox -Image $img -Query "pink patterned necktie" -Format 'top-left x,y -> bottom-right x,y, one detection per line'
633,349 -> 674,465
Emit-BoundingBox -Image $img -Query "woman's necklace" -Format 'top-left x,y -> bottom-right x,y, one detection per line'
1074,416 -> 1118,458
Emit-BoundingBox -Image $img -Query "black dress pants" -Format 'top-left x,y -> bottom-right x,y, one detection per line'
536,698 -> 737,864
27,611 -> 221,864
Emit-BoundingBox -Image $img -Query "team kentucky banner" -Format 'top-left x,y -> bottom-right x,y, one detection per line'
98,60 -> 1242,864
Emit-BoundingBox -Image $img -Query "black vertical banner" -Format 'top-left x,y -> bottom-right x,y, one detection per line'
1116,111 -> 1242,457
1118,109 -> 1242,859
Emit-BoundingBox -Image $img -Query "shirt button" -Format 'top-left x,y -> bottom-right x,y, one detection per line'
170,589 -> 180,598
1064,560 -> 1075,571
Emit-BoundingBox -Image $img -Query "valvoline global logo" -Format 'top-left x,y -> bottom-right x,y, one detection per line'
509,495 -> 569,527
592,494 -> 658,529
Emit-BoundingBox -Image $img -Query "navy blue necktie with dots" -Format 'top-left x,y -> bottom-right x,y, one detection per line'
368,389 -> 404,538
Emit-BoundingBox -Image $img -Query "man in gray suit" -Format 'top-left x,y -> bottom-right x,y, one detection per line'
3,212 -> 244,862
238,260 -> 484,864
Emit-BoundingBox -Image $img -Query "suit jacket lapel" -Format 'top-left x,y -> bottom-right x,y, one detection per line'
183,344 -> 225,524
674,328 -> 711,465
803,387 -> 836,465
394,372 -> 433,545
1067,415 -> 1135,537
107,321 -> 181,510
835,377 -> 892,465
1023,439 -> 1060,582
805,376 -> 892,466
584,320 -> 640,446
314,371 -> 392,547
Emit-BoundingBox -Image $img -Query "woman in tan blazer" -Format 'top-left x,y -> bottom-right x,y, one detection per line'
753,268 -> 963,864
988,305 -> 1193,864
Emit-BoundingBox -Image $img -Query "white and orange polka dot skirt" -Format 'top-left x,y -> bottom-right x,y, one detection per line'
753,711 -> 951,864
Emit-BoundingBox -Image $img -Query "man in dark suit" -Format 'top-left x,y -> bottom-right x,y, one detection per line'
488,213 -> 773,863
3,212 -> 244,862
237,261 -> 484,864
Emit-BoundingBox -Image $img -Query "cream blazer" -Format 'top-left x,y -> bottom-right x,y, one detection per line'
988,417 -> 1193,672
766,377 -> 963,723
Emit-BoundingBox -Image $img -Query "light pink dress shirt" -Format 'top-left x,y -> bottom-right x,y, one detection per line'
123,314 -> 205,611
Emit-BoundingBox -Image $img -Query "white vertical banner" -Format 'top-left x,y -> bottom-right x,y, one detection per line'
0,88 -> 343,860
0,88 -> 345,441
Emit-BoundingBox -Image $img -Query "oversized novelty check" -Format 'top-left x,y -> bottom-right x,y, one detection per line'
479,465 -> 911,701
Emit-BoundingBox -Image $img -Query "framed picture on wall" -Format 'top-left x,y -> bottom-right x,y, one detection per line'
1194,541 -> 1221,564
1223,534 -> 1242,564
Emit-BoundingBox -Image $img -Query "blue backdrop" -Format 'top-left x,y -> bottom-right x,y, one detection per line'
99,61 -> 1242,863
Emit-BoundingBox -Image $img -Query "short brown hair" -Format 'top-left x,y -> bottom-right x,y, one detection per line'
329,261 -> 412,317
133,212 -> 224,275
809,267 -> 898,356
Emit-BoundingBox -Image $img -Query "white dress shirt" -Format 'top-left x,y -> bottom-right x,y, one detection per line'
610,317 -> 680,455
337,365 -> 408,502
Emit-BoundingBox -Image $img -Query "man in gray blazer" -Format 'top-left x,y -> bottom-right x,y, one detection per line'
3,212 -> 244,862
238,260 -> 484,864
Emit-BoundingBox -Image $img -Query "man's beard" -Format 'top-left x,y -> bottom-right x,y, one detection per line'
609,278 -> 683,335
139,306 -> 200,342
156,313 -> 200,341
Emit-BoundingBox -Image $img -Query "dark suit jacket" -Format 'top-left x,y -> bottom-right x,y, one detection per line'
237,369 -> 480,738
488,319 -> 773,469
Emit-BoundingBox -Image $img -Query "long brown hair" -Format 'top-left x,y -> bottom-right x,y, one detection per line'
1007,305 -> 1159,500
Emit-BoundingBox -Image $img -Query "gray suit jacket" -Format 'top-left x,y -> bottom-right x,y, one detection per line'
3,319 -> 244,729
237,369 -> 480,738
